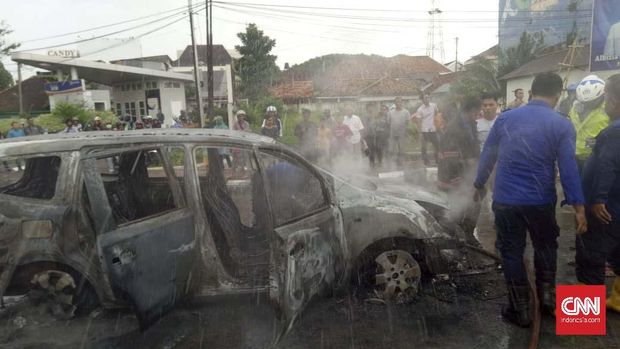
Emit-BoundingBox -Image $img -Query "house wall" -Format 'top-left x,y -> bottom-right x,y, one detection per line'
49,90 -> 110,111
110,79 -> 185,126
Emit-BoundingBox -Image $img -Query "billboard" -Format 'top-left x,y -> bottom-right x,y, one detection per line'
44,80 -> 85,95
499,0 -> 593,66
590,0 -> 620,71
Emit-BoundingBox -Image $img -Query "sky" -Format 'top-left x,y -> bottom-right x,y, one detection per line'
1,0 -> 499,80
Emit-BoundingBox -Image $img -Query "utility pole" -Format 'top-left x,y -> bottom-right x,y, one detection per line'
188,0 -> 204,127
17,63 -> 23,115
206,0 -> 214,120
455,37 -> 459,72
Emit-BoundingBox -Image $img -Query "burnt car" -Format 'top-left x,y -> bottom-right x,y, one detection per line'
0,129 -> 464,333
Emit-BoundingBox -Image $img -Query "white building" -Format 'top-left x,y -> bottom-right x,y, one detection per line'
11,52 -> 193,126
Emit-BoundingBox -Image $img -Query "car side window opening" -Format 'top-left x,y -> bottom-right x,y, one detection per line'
96,149 -> 177,225
258,151 -> 328,226
0,155 -> 61,200
194,146 -> 269,275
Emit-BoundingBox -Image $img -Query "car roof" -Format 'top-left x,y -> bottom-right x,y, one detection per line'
0,129 -> 277,157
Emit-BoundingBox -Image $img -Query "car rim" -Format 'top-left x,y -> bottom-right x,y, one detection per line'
29,270 -> 78,319
374,250 -> 421,302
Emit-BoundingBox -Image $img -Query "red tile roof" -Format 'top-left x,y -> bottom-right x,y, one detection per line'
269,80 -> 314,102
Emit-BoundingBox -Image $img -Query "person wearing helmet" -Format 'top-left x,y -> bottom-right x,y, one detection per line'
233,110 -> 251,132
261,106 -> 282,137
569,75 -> 610,172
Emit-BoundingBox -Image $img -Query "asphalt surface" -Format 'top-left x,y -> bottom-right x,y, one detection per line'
1,162 -> 619,349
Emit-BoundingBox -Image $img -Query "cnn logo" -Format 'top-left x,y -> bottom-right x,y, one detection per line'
560,297 -> 600,316
557,285 -> 606,335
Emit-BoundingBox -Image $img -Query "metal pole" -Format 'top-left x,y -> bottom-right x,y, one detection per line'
189,0 -> 204,127
455,37 -> 459,72
17,63 -> 23,115
206,0 -> 214,120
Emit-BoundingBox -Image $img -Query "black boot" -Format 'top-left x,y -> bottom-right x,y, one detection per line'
537,272 -> 556,317
502,284 -> 532,327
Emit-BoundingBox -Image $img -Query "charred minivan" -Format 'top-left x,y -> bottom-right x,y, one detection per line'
0,129 -> 463,332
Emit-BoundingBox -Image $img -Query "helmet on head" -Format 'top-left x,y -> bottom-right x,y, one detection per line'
266,105 -> 277,113
576,75 -> 605,103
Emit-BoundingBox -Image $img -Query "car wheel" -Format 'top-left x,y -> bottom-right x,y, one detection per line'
28,270 -> 98,319
358,250 -> 422,304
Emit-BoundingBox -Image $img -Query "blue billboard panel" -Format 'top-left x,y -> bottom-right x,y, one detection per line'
44,79 -> 85,95
591,0 -> 620,71
499,0 -> 593,66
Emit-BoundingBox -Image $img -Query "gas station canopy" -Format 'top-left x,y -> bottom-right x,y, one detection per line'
11,52 -> 194,85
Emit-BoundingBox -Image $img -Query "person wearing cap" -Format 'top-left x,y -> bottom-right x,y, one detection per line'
23,117 -> 45,136
569,75 -> 610,173
90,116 -> 105,131
261,106 -> 282,137
506,89 -> 526,110
233,110 -> 251,132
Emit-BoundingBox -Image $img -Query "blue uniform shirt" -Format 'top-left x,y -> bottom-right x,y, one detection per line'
582,118 -> 620,217
474,100 -> 585,206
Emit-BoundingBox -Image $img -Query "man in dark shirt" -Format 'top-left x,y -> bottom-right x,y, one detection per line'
474,72 -> 587,327
438,97 -> 482,189
23,117 -> 44,136
576,74 -> 620,313
438,97 -> 483,245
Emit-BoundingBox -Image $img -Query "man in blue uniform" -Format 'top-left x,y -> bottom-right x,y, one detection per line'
576,74 -> 620,313
474,72 -> 587,327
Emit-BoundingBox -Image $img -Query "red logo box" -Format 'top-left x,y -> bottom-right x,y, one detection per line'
556,285 -> 606,335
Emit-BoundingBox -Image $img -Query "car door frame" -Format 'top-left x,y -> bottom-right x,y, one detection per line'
255,146 -> 347,339
81,145 -> 197,329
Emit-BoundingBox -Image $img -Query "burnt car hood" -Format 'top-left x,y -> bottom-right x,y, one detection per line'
326,172 -> 451,240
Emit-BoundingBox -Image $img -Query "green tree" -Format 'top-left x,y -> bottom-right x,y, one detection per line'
498,31 -> 545,78
235,23 -> 279,101
0,21 -> 20,56
0,61 -> 13,90
450,57 -> 501,100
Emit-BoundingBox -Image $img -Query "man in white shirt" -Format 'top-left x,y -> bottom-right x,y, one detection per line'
477,93 -> 499,149
388,97 -> 411,166
342,105 -> 365,157
415,94 -> 439,166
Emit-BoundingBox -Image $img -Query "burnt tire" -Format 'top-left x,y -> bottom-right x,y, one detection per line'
355,249 -> 422,304
28,270 -> 98,319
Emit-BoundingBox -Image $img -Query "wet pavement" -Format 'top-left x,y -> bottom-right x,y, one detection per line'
1,161 -> 619,349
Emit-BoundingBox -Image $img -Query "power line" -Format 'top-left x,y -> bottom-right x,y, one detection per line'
215,1 -> 591,14
19,3 -> 202,44
214,2 -> 589,25
15,5 -> 197,53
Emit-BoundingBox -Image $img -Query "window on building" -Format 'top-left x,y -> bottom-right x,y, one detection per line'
121,85 -> 126,92
139,101 -> 146,116
200,81 -> 204,88
0,156 -> 61,200
124,103 -> 130,114
164,81 -> 173,88
173,82 -> 181,88
116,103 -> 122,116
129,102 -> 137,116
136,83 -> 143,90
